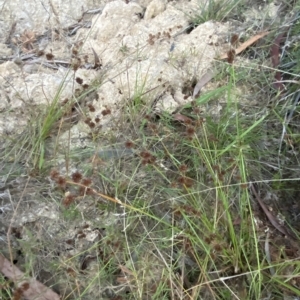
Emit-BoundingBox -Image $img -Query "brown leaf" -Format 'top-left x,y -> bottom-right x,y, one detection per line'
219,31 -> 270,59
173,113 -> 194,124
91,47 -> 102,69
192,70 -> 214,98
271,33 -> 285,91
119,264 -> 134,275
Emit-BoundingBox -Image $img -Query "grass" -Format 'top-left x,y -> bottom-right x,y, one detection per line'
189,0 -> 246,25
1,1 -> 300,299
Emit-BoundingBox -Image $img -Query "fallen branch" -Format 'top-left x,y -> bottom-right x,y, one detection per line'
0,254 -> 60,300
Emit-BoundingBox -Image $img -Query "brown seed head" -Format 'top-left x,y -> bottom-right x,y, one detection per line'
76,77 -> 83,85
213,243 -> 222,252
86,187 -> 94,195
66,239 -> 74,245
20,282 -> 30,291
125,140 -> 134,149
81,178 -> 92,186
50,169 -> 60,180
63,193 -> 75,207
179,164 -> 188,173
230,34 -> 239,47
37,49 -> 45,56
140,151 -> 151,159
186,126 -> 195,137
56,176 -> 66,187
227,49 -> 236,64
184,177 -> 193,188
72,48 -> 79,56
101,108 -> 111,116
88,105 -> 96,112
71,171 -> 82,183
46,53 -> 54,60
88,121 -> 96,128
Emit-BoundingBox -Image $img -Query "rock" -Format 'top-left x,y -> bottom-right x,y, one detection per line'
144,0 -> 167,20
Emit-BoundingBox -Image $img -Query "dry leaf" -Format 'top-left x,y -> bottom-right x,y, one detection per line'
219,31 -> 270,59
271,33 -> 285,91
91,47 -> 102,69
192,70 -> 214,98
173,113 -> 194,124
19,29 -> 36,52
119,264 -> 134,275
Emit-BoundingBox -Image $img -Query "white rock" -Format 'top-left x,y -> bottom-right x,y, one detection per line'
144,0 -> 167,20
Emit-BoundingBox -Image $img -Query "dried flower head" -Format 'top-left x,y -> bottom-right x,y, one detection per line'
148,123 -> 158,132
20,282 -> 30,291
46,52 -> 54,60
62,98 -> 69,105
140,151 -> 151,159
193,107 -> 201,114
204,236 -> 212,244
37,49 -> 44,56
212,165 -> 220,172
101,108 -> 111,116
76,77 -> 83,85
81,178 -> 92,186
178,176 -> 185,185
186,126 -> 195,137
72,58 -> 81,71
72,48 -> 79,56
66,239 -> 74,245
12,288 -> 22,300
227,49 -> 236,64
213,243 -> 222,252
77,233 -> 86,239
144,114 -> 151,120
71,171 -> 82,183
78,186 -> 86,196
50,169 -> 60,180
230,34 -> 239,47
86,187 -> 94,195
148,39 -> 155,45
88,104 -> 96,112
178,176 -> 193,188
125,140 -> 134,149
67,267 -> 77,277
240,183 -> 248,189
88,121 -> 96,129
179,164 -> 188,173
63,193 -> 75,207
84,117 -> 92,124
56,176 -> 66,187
